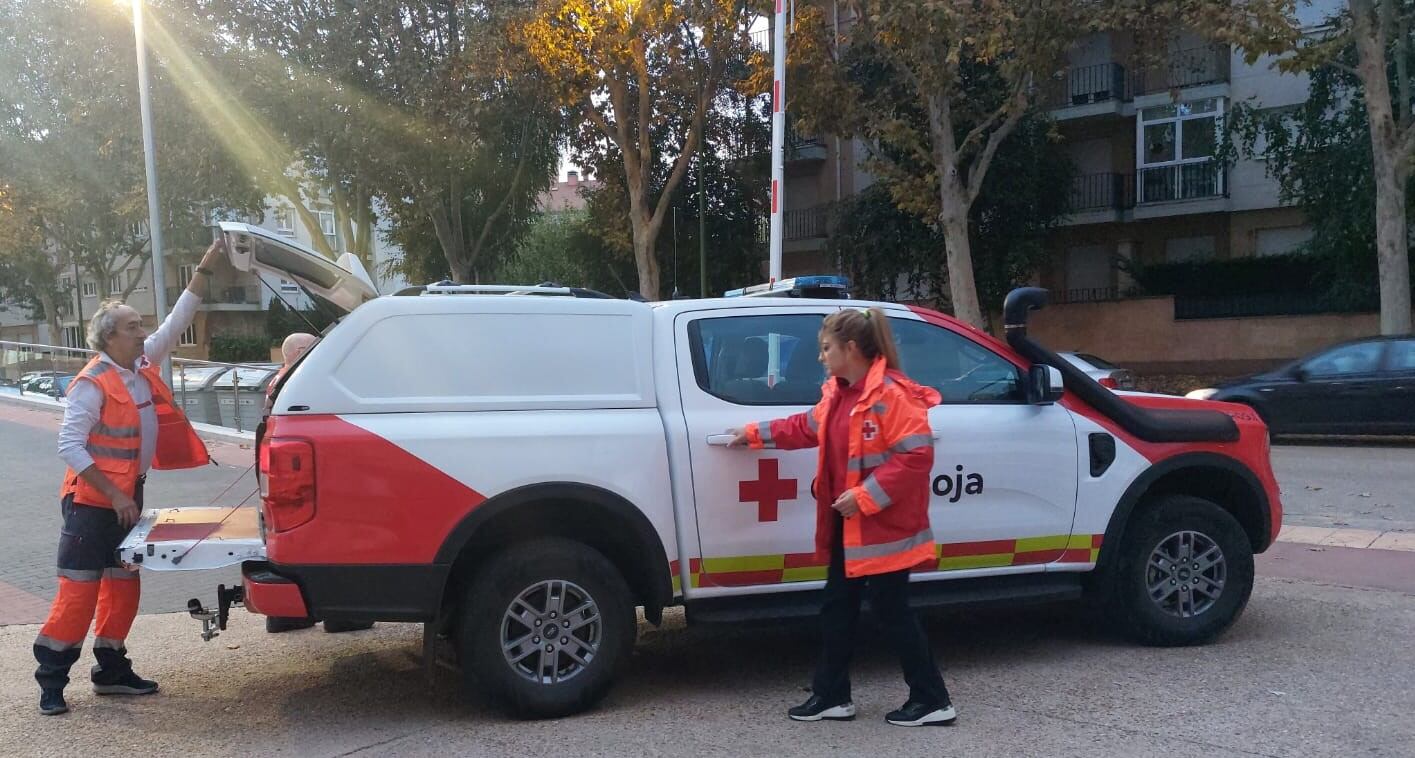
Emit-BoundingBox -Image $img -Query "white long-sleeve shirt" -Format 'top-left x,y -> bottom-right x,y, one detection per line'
57,290 -> 203,476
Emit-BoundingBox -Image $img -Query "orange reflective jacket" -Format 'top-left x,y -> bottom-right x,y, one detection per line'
747,356 -> 941,578
59,356 -> 210,508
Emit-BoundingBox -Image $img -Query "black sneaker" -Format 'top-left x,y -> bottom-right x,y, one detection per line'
93,671 -> 159,696
39,689 -> 68,716
886,699 -> 957,727
788,694 -> 856,722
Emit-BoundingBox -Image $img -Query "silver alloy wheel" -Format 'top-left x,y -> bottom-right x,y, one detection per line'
500,579 -> 603,684
1146,530 -> 1226,618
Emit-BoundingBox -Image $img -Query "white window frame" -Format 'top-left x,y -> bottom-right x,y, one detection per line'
108,274 -> 123,295
64,326 -> 84,349
317,210 -> 337,237
274,207 -> 296,235
81,281 -> 97,298
128,268 -> 148,292
179,324 -> 197,347
177,263 -> 195,289
1136,97 -> 1225,203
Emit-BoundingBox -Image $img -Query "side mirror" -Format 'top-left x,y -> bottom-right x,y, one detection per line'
1027,364 -> 1066,405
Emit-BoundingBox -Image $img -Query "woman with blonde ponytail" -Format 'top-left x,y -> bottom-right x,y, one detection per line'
728,306 -> 957,727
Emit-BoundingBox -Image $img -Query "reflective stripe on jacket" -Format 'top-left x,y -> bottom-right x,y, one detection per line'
746,356 -> 941,578
59,356 -> 210,507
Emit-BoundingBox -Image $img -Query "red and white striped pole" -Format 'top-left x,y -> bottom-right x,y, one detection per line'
768,0 -> 786,285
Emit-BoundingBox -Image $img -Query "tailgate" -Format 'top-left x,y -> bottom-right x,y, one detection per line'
118,506 -> 266,570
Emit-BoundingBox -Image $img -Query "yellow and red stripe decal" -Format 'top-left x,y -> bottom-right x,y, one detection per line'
670,534 -> 1104,592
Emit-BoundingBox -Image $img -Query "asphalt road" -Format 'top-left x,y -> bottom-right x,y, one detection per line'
0,578 -> 1411,757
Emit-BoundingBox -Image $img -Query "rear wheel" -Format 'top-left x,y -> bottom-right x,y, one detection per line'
459,538 -> 636,718
1107,495 -> 1254,646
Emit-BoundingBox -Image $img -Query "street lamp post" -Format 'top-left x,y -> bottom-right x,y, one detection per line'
129,0 -> 171,380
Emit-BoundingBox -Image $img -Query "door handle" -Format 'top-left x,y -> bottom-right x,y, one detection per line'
706,434 -> 736,446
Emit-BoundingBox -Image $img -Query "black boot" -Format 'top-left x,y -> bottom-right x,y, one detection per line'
39,689 -> 68,716
92,645 -> 158,695
323,619 -> 374,633
265,616 -> 317,633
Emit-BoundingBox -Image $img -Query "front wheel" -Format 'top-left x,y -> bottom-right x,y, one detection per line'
1107,494 -> 1255,646
459,538 -> 637,718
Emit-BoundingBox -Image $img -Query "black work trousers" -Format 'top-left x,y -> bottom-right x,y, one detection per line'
809,530 -> 951,708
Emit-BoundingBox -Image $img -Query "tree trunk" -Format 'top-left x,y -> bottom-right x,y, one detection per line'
36,290 -> 62,346
1353,0 -> 1415,334
936,174 -> 985,328
1371,154 -> 1413,333
631,214 -> 661,300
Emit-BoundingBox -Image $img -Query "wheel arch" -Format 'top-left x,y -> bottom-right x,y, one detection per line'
1097,452 -> 1272,575
434,482 -> 673,625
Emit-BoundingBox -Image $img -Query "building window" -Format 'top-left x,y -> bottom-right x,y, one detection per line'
177,263 -> 195,289
318,210 -> 336,237
1137,98 -> 1224,203
274,207 -> 295,235
63,326 -> 84,349
279,277 -> 301,293
108,275 -> 123,295
82,281 -> 97,298
128,269 -> 147,292
179,324 -> 197,347
61,276 -> 72,290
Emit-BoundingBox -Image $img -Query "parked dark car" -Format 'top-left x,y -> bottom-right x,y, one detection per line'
1187,335 -> 1415,436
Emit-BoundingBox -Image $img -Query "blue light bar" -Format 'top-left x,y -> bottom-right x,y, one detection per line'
724,275 -> 851,299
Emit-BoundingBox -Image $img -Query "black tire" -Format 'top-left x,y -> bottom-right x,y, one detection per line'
459,538 -> 636,718
1107,494 -> 1254,646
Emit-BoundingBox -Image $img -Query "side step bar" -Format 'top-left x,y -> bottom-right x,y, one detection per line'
684,573 -> 1085,625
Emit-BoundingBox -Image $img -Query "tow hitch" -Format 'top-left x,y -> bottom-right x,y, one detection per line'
187,584 -> 245,641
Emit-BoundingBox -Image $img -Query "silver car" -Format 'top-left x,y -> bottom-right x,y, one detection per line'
1059,352 -> 1136,390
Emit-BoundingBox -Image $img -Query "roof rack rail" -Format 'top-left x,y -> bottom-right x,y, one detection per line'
400,281 -> 617,299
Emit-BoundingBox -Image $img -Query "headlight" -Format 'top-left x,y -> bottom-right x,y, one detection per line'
1185,388 -> 1220,400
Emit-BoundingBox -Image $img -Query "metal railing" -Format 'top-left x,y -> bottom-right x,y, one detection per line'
1133,44 -> 1230,95
1053,287 -> 1122,305
1138,161 -> 1224,204
1,339 -> 278,433
1047,62 -> 1129,108
1173,293 -> 1374,320
166,284 -> 261,306
1070,173 -> 1135,211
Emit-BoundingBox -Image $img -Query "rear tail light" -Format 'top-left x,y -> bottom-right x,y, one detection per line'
261,437 -> 316,532
1099,377 -> 1118,389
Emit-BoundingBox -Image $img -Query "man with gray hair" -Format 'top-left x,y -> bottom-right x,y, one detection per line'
35,239 -> 227,716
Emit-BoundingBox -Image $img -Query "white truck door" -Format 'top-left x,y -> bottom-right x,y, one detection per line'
675,307 -> 837,594
887,316 -> 1082,573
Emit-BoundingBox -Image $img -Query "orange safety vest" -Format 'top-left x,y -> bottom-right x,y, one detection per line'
747,356 -> 941,578
59,356 -> 210,508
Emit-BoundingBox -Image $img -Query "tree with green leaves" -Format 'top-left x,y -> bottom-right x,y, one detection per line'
829,114 -> 1073,311
0,0 -> 261,319
518,0 -> 758,299
1206,0 -> 1413,334
790,1 -> 1093,327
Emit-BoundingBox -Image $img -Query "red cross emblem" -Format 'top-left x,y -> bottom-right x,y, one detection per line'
862,419 -> 879,441
739,458 -> 798,522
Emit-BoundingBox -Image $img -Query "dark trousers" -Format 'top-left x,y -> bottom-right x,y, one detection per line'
810,536 -> 951,708
34,478 -> 145,692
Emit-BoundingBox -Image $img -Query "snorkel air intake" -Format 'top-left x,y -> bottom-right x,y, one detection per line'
1002,288 -> 1238,444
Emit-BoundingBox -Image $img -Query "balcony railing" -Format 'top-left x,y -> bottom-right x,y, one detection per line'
1133,44 -> 1230,96
757,203 -> 837,243
169,284 -> 262,306
1137,161 -> 1224,204
1070,173 -> 1135,212
1053,287 -> 1122,305
1047,62 -> 1129,108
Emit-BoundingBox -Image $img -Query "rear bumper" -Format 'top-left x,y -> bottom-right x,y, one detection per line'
242,564 -> 309,618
